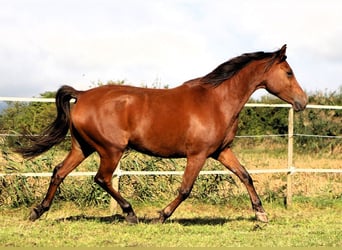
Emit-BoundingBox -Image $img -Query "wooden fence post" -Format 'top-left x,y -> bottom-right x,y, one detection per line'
286,107 -> 294,207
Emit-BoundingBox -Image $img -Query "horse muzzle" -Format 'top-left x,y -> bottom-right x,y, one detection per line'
293,95 -> 308,112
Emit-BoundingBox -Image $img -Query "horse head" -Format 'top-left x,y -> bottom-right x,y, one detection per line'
264,45 -> 308,111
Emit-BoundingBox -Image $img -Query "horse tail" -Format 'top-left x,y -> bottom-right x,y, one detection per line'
16,85 -> 80,159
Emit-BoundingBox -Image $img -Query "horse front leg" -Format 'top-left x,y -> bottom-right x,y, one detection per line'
216,148 -> 268,223
158,154 -> 207,223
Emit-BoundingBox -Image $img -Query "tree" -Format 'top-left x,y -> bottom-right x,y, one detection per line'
0,82 -> 341,153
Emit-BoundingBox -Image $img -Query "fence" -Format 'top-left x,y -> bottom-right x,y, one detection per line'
0,97 -> 341,209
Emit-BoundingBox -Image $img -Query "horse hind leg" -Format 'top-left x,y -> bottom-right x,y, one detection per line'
29,145 -> 90,221
158,154 -> 207,223
94,151 -> 138,224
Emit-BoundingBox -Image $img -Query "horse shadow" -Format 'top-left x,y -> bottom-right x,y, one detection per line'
55,213 -> 255,226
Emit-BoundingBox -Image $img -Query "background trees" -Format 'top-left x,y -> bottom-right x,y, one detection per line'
0,83 -> 341,153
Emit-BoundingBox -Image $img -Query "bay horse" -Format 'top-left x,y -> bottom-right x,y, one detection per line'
17,44 -> 307,224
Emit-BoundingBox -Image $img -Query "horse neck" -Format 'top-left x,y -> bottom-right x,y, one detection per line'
214,61 -> 267,115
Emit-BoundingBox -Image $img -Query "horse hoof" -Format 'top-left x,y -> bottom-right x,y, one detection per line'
153,216 -> 166,224
29,208 -> 40,222
156,210 -> 167,224
255,212 -> 268,223
29,204 -> 47,222
125,214 -> 139,224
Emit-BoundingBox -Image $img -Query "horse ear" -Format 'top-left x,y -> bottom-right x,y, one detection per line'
278,44 -> 287,61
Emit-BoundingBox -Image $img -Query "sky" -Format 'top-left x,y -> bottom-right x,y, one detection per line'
0,0 -> 341,99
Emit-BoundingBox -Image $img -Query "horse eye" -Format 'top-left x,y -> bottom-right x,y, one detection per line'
286,71 -> 293,77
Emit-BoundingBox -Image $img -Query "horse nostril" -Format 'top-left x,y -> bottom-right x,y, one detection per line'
293,93 -> 308,111
294,101 -> 305,111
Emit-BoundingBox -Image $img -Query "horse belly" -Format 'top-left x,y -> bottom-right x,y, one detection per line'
128,121 -> 188,158
128,111 -> 219,158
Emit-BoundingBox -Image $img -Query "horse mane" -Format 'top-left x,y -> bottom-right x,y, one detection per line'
201,48 -> 283,87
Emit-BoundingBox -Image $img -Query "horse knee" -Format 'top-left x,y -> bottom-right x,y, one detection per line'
94,175 -> 104,186
178,187 -> 192,200
239,170 -> 254,186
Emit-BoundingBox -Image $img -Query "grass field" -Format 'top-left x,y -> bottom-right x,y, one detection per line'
1,197 -> 341,247
1,140 -> 341,247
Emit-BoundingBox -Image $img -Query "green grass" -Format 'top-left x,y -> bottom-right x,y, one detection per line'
1,198 -> 341,247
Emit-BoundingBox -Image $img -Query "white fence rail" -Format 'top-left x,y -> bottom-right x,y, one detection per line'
0,97 -> 341,207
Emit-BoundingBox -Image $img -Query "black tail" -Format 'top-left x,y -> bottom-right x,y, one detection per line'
16,85 -> 79,158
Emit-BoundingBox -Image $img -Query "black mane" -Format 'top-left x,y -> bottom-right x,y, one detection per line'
201,49 -> 280,87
